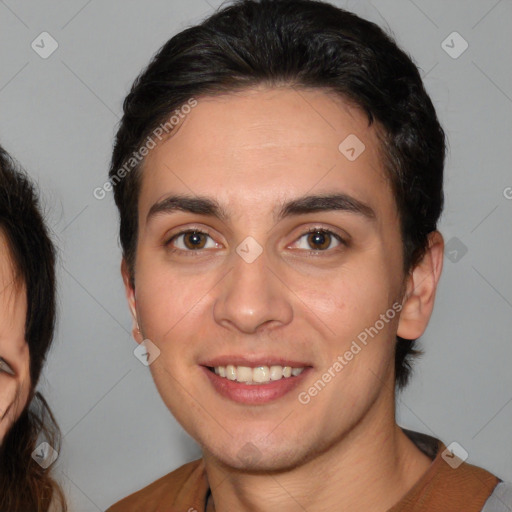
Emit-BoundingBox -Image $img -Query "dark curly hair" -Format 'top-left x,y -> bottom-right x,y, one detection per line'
0,145 -> 66,511
108,0 -> 445,389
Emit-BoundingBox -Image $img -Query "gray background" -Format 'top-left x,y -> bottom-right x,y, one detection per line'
0,0 -> 511,509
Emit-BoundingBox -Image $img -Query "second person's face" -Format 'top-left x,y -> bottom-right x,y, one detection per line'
0,232 -> 31,445
125,86 -> 408,471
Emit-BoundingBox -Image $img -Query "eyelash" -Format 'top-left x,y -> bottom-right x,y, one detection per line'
164,226 -> 347,257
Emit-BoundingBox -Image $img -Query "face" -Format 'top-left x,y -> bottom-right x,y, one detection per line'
124,86 -> 416,471
0,232 -> 31,445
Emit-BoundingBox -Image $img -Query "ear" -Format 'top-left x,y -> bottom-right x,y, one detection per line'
121,258 -> 144,344
397,231 -> 444,340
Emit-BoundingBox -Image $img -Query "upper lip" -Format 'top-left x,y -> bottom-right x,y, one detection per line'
201,355 -> 311,368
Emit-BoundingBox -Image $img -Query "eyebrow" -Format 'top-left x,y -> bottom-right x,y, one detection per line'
146,192 -> 376,224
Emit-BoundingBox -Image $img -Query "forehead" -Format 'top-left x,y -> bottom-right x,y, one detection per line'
0,231 -> 16,291
0,232 -> 26,329
138,86 -> 394,224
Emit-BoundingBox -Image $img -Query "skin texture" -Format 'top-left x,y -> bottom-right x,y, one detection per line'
122,86 -> 444,511
0,232 -> 30,444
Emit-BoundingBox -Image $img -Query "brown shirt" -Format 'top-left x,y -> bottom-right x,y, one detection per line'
106,430 -> 500,512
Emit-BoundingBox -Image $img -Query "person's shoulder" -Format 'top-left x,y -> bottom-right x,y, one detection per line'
397,429 -> 502,511
105,458 -> 204,512
427,447 -> 501,509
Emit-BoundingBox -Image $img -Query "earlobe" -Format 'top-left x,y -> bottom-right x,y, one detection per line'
132,324 -> 144,344
121,259 -> 144,344
397,231 -> 444,341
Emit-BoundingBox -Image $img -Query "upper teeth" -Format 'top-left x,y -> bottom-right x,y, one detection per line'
213,365 -> 304,384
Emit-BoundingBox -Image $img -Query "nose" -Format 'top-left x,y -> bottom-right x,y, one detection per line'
213,245 -> 293,334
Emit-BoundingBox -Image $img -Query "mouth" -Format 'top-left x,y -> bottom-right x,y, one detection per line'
201,359 -> 312,405
207,364 -> 305,385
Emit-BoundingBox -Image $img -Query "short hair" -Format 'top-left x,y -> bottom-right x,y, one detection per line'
109,0 -> 445,389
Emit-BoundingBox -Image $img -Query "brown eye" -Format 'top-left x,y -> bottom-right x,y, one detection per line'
182,231 -> 208,250
166,229 -> 219,253
292,228 -> 346,252
307,231 -> 333,250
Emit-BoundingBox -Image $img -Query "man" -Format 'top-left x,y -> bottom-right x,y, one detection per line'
106,1 -> 511,510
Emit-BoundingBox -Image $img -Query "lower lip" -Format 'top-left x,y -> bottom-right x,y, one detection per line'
202,366 -> 311,405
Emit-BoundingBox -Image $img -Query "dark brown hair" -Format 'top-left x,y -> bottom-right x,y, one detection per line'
0,146 -> 66,511
109,0 -> 445,389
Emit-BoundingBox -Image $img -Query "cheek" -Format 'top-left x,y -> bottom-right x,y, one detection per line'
293,262 -> 400,401
297,262 -> 395,336
0,376 -> 31,443
135,263 -> 211,355
12,379 -> 31,420
0,375 -> 16,420
133,251 -> 232,399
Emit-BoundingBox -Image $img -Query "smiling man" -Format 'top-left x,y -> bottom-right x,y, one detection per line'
106,1 -> 509,511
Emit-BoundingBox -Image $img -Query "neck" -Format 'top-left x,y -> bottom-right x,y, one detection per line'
204,389 -> 433,512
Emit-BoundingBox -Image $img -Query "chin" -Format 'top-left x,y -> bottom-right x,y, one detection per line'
203,436 -> 314,474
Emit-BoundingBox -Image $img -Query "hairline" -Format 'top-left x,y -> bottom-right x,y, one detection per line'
122,84 -> 408,280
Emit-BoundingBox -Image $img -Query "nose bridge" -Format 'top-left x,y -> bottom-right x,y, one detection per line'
213,242 -> 292,333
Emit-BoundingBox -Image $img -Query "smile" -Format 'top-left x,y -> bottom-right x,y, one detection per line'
210,365 -> 305,385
